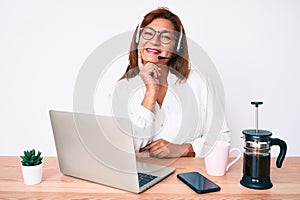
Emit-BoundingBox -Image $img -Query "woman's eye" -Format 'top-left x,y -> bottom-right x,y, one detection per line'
144,31 -> 154,36
161,34 -> 171,40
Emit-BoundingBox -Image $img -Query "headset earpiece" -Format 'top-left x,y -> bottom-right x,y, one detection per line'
135,23 -> 141,44
176,26 -> 183,53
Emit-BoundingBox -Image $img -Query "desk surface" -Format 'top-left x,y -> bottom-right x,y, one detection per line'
0,156 -> 299,199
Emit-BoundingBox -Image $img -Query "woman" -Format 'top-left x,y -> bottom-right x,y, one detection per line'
113,7 -> 229,158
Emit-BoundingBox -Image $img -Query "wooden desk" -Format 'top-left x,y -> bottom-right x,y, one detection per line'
0,156 -> 299,199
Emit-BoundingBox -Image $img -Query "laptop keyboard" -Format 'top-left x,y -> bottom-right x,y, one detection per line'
138,173 -> 158,187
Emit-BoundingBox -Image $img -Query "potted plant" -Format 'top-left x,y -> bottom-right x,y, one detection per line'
20,149 -> 43,185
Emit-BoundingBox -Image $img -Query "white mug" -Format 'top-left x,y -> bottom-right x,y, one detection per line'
204,140 -> 241,176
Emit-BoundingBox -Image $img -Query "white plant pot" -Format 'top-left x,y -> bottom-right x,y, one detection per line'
21,163 -> 43,185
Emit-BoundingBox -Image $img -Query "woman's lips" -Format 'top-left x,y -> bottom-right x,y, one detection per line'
146,48 -> 161,55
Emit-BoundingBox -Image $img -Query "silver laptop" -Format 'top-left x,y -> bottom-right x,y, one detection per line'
49,110 -> 175,193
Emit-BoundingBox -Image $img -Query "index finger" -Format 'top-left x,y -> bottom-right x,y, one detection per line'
140,140 -> 160,152
138,50 -> 143,70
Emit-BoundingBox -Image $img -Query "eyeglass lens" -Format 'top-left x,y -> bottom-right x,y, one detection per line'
141,27 -> 175,44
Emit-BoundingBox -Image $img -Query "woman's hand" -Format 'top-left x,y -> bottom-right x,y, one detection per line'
140,139 -> 195,158
138,51 -> 161,86
138,50 -> 162,111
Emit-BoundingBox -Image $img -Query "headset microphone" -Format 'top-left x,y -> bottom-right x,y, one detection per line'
157,56 -> 173,60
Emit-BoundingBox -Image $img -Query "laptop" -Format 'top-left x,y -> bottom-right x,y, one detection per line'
49,110 -> 175,193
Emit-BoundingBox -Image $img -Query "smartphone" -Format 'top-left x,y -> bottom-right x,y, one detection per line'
177,172 -> 221,194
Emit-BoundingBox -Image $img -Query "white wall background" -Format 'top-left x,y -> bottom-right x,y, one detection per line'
1,0 -> 299,156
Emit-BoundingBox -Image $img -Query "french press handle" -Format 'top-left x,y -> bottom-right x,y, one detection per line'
270,138 -> 287,168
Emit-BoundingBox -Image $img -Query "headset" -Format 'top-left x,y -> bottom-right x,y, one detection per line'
135,23 -> 183,54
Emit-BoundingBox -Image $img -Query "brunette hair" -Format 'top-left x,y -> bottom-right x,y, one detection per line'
120,7 -> 190,81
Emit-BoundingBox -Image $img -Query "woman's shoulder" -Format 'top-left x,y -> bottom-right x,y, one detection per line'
187,68 -> 207,86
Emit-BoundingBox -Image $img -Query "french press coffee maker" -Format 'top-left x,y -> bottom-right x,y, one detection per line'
240,101 -> 287,189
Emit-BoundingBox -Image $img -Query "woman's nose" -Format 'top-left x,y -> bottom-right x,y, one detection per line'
149,34 -> 161,45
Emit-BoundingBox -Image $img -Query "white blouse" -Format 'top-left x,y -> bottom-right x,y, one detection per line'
112,68 -> 229,157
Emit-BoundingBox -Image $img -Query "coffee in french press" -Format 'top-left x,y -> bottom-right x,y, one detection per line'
240,101 -> 287,189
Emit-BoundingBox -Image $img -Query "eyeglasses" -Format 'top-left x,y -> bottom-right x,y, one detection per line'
141,27 -> 176,44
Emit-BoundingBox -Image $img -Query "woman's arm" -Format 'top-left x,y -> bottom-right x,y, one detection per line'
140,139 -> 195,158
141,85 -> 158,111
113,79 -> 156,152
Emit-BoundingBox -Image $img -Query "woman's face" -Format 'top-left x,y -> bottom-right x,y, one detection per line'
138,18 -> 176,64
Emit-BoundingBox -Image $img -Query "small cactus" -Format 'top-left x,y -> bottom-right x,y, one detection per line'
20,149 -> 43,166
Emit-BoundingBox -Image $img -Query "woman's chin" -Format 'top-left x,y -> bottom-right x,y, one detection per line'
143,57 -> 159,63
